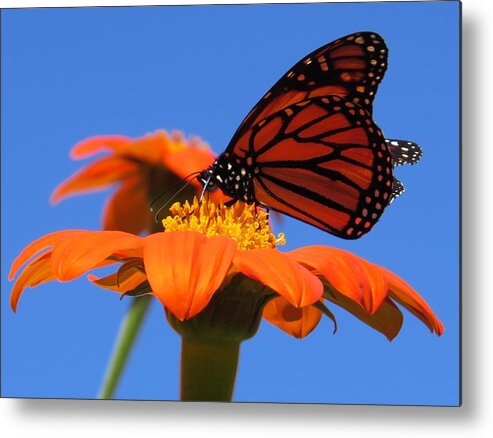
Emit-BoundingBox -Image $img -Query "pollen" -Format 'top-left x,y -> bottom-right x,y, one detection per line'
162,197 -> 286,250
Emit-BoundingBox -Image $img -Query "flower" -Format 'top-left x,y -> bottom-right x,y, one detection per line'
9,197 -> 443,341
50,130 -> 217,234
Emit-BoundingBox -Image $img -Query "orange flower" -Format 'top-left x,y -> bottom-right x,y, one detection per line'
50,131 -> 217,234
9,198 -> 443,341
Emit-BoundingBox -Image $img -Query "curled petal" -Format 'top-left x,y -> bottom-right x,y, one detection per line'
70,135 -> 132,159
88,269 -> 148,294
263,296 -> 322,338
50,157 -> 139,204
289,246 -> 387,313
11,251 -> 56,312
9,230 -> 89,280
233,248 -> 323,307
377,265 -> 444,335
102,175 -> 149,234
51,231 -> 143,281
324,284 -> 403,341
143,231 -> 236,320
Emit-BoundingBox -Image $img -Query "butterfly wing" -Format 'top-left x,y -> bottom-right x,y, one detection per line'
229,31 -> 388,153
390,178 -> 405,203
241,95 -> 393,239
386,139 -> 423,167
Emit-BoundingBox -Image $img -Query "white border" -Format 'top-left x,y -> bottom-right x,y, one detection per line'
0,0 -> 452,8
2,1 -> 491,437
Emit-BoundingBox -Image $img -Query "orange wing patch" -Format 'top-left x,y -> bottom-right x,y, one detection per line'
286,104 -> 331,134
322,127 -> 368,145
253,116 -> 284,150
254,177 -> 351,233
259,167 -> 360,212
298,113 -> 352,139
259,139 -> 334,163
319,159 -> 372,190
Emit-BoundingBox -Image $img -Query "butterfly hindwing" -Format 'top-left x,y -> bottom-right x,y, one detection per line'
390,177 -> 405,203
240,96 -> 393,239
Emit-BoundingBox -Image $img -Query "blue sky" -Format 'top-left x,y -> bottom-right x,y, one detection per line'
1,1 -> 460,405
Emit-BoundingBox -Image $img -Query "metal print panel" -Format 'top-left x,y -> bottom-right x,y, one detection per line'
1,1 -> 460,405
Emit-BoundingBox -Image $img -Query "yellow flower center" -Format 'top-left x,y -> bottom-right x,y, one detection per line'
162,197 -> 286,250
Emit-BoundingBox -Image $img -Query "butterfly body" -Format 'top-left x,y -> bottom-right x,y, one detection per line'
199,151 -> 257,203
199,32 -> 421,239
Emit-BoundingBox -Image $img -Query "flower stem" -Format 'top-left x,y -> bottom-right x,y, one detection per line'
98,295 -> 152,399
180,338 -> 240,401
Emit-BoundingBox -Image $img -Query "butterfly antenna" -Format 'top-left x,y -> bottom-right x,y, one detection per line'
149,171 -> 201,213
153,178 -> 198,223
199,175 -> 212,203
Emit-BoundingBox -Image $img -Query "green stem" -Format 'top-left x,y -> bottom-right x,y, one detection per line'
98,295 -> 152,399
180,338 -> 240,401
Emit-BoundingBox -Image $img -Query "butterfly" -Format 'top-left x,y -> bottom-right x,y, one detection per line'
198,32 -> 422,239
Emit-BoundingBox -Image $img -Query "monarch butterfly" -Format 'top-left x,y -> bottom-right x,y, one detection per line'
198,32 -> 422,239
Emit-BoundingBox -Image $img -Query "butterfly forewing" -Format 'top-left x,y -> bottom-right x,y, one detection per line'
230,32 -> 388,151
269,32 -> 388,112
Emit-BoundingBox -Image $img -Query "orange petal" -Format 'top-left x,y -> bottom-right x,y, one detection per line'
102,175 -> 150,234
377,265 -> 444,335
50,157 -> 139,204
71,132 -> 176,164
289,246 -> 387,314
50,231 -> 143,281
358,259 -> 388,313
143,231 -> 236,320
164,146 -> 215,185
263,296 -> 322,338
70,135 -> 133,159
119,132 -> 169,164
9,230 -> 89,280
88,131 -> 188,165
233,248 -> 323,307
10,251 -> 56,312
112,247 -> 144,259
